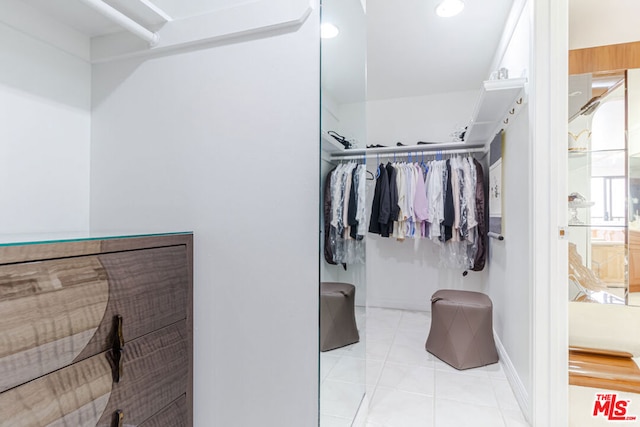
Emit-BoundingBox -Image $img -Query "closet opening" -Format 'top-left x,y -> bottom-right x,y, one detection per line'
320,0 -> 532,425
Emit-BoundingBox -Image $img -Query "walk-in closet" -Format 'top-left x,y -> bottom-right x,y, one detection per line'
320,0 -> 532,425
0,0 -> 585,425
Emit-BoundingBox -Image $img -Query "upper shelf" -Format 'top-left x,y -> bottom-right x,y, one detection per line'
4,0 -> 313,63
464,77 -> 528,144
321,131 -> 349,153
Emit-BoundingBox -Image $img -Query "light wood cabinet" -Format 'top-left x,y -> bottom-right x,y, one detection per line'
0,233 -> 193,427
590,242 -> 626,284
628,230 -> 640,293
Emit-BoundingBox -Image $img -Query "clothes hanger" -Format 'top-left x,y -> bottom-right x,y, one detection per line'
420,151 -> 428,174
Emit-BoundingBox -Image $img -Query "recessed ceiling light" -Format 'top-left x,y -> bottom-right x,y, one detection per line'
436,0 -> 465,17
321,22 -> 340,39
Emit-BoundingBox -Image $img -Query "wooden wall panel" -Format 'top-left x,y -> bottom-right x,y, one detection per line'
569,41 -> 640,75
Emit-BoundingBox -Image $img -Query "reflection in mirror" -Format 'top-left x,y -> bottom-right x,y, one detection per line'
319,0 -> 367,424
567,70 -> 640,306
627,69 -> 640,306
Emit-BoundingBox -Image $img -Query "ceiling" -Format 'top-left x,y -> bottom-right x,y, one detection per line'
322,0 -> 515,104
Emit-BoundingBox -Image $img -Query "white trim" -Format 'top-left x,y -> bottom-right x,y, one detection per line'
530,0 -> 569,425
131,0 -> 173,23
77,0 -> 159,46
495,331 -> 530,423
91,0 -> 315,63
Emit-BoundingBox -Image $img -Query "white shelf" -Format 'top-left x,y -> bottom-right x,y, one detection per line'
321,131 -> 347,153
465,77 -> 527,144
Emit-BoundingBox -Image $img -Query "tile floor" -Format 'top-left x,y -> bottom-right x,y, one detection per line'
320,307 -> 530,427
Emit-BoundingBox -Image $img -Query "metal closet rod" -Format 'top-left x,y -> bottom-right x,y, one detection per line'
330,145 -> 486,161
77,0 -> 160,46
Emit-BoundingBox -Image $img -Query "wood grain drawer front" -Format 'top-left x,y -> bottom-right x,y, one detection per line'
138,395 -> 188,427
0,245 -> 189,393
0,257 -> 110,393
75,245 -> 189,362
96,321 -> 189,426
0,353 -> 113,427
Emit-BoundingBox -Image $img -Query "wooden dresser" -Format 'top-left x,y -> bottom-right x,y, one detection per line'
0,232 -> 193,427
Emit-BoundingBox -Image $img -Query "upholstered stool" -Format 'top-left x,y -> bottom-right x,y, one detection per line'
425,289 -> 498,370
320,282 -> 360,352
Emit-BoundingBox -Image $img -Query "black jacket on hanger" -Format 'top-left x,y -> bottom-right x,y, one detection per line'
472,158 -> 487,271
324,167 -> 338,265
348,166 -> 360,240
368,164 -> 388,235
384,162 -> 398,238
442,159 -> 454,241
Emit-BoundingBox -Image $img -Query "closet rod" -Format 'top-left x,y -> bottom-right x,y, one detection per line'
331,147 -> 485,161
77,0 -> 160,46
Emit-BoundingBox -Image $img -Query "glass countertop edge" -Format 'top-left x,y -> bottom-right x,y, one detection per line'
0,231 -> 193,247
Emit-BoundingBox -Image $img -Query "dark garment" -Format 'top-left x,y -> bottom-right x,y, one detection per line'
349,167 -> 359,239
384,163 -> 399,238
368,165 -> 389,235
442,160 -> 454,241
472,159 -> 487,271
323,167 -> 337,265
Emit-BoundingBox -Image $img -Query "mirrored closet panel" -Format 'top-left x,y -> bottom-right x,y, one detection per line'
568,68 -> 640,306
319,0 -> 532,424
320,0 -> 367,424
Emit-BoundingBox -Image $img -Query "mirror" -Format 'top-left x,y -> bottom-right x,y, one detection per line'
567,69 -> 640,306
627,68 -> 640,306
319,0 -> 367,424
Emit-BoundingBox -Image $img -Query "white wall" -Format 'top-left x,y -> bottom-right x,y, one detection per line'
0,19 -> 91,234
366,90 -> 479,146
90,10 -> 320,427
486,107 -> 531,392
486,0 -> 532,407
569,0 -> 640,49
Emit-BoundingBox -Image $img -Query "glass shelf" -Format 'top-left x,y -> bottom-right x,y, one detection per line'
0,231 -> 193,247
568,148 -> 626,155
568,224 -> 627,228
568,150 -> 625,175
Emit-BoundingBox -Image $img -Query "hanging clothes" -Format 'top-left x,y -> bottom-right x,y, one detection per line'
325,161 -> 367,265
368,164 -> 389,235
323,166 -> 338,265
471,158 -> 487,271
367,154 -> 487,271
385,163 -> 399,238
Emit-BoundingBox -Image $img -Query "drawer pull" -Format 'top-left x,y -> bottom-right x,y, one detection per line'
109,315 -> 124,383
112,409 -> 124,427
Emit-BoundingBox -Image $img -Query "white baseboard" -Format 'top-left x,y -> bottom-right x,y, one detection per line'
494,331 -> 531,424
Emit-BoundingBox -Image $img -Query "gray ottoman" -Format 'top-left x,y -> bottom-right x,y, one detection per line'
425,289 -> 498,370
320,282 -> 360,352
